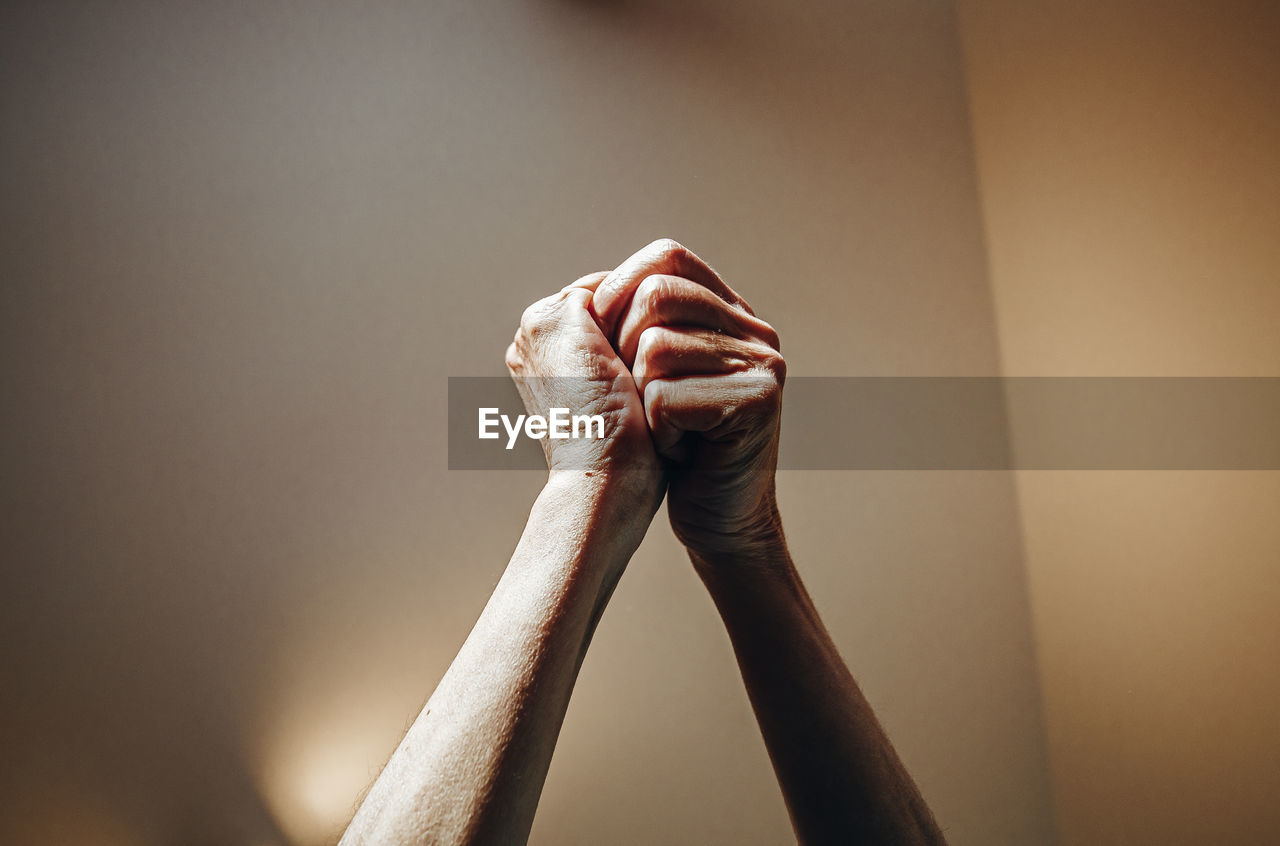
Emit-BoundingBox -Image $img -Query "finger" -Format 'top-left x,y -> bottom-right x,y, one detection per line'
591,239 -> 747,339
559,286 -> 607,335
563,270 -> 611,293
632,326 -> 761,394
616,275 -> 779,367
513,285 -> 607,364
643,374 -> 781,454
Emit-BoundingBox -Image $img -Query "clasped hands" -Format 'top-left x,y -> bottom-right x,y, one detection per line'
340,239 -> 945,846
504,239 -> 787,578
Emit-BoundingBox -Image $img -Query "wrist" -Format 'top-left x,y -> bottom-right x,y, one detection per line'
542,468 -> 664,551
684,495 -> 793,589
684,480 -> 784,554
507,473 -> 656,619
691,535 -> 801,619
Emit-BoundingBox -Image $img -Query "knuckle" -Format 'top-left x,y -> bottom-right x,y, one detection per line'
518,303 -> 540,333
518,294 -> 560,336
743,348 -> 785,404
560,287 -> 593,318
764,349 -> 786,384
643,381 -> 670,421
753,345 -> 786,383
634,275 -> 669,313
635,325 -> 670,364
648,237 -> 689,264
756,320 -> 781,351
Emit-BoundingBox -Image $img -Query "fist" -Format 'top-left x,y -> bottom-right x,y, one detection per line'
505,273 -> 663,503
592,240 -> 786,561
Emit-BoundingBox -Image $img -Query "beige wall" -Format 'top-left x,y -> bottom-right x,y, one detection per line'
15,2 -> 1275,844
958,1 -> 1280,843
1,2 -> 1054,845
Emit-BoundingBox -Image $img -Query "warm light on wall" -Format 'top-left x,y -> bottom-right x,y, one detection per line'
255,678 -> 408,845
248,604 -> 455,846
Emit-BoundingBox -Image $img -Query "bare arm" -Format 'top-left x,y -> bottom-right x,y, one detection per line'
594,239 -> 945,845
342,274 -> 663,845
694,517 -> 944,845
340,473 -> 654,845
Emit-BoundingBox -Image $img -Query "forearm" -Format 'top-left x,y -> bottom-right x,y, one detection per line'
694,517 -> 945,846
342,473 -> 653,846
